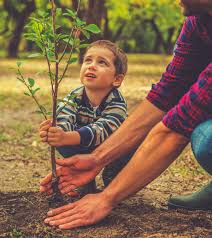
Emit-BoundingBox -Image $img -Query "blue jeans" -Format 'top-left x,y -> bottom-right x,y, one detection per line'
191,119 -> 212,175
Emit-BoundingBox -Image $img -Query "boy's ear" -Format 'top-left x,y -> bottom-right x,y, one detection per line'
113,74 -> 125,87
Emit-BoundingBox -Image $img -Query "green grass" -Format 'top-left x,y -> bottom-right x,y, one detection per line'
0,54 -> 210,192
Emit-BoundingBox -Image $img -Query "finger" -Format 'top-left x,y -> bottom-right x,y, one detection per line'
56,157 -> 77,167
40,172 -> 54,186
40,124 -> 51,132
48,127 -> 60,133
61,185 -> 77,195
59,219 -> 88,229
46,205 -> 81,223
40,131 -> 48,138
47,202 -> 77,217
58,181 -> 75,190
49,214 -> 86,227
39,119 -> 51,129
67,191 -> 79,197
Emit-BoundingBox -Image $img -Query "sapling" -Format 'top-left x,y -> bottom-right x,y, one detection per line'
16,0 -> 100,205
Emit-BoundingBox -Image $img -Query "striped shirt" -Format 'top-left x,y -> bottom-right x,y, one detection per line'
56,86 -> 127,149
147,14 -> 212,138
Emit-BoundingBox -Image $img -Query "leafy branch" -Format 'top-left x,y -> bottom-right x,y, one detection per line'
16,0 -> 100,203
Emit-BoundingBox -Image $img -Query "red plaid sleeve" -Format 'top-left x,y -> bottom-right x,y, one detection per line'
146,16 -> 211,112
162,63 -> 212,138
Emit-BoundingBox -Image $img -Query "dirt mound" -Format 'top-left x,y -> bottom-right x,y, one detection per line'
0,192 -> 211,238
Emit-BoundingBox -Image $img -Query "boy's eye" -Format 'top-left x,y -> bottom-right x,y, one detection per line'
99,60 -> 107,65
84,58 -> 92,63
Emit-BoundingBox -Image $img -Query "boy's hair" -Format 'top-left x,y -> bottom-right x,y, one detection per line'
86,40 -> 128,76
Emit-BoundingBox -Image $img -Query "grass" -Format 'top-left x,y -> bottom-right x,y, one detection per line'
0,54 -> 210,193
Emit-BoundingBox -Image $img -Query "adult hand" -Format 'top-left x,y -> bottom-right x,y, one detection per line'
44,192 -> 114,229
40,154 -> 102,195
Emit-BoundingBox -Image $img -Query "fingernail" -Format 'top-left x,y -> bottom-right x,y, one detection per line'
44,218 -> 50,223
47,211 -> 53,216
49,221 -> 55,225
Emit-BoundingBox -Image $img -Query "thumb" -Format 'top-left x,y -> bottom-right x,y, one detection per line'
56,157 -> 77,167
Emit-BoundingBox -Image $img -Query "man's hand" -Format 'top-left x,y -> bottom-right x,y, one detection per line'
40,154 -> 102,195
44,192 -> 114,229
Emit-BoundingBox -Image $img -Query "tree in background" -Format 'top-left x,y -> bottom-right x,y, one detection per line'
0,0 -> 183,56
2,0 -> 36,58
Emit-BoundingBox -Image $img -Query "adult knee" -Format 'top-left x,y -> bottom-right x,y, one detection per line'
191,120 -> 212,175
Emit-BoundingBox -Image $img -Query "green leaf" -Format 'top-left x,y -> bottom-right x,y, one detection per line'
37,10 -> 49,18
64,9 -> 77,18
81,30 -> 90,39
28,53 -> 41,58
76,18 -> 86,27
62,37 -> 74,46
24,92 -> 31,97
84,24 -> 101,34
28,78 -> 35,87
17,62 -> 22,67
79,43 -> 89,49
35,110 -> 44,115
31,87 -> 40,96
67,57 -> 78,64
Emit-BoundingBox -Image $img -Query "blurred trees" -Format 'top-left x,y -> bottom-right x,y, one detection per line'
0,0 -> 184,57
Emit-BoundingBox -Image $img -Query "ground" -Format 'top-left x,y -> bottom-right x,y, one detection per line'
0,55 -> 211,238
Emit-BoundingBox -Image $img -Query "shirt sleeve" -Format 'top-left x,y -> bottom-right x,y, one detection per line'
56,92 -> 77,132
76,100 -> 127,149
146,16 -> 210,112
162,63 -> 212,138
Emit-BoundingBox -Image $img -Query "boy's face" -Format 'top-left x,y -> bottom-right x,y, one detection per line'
80,46 -> 123,91
179,0 -> 212,16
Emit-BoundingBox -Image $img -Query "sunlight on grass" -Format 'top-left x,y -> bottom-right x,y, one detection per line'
1,54 -> 210,192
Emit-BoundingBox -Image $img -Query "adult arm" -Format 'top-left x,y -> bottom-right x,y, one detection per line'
40,99 -> 165,194
44,122 -> 189,229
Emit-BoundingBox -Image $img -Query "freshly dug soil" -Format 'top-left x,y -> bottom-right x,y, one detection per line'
0,191 -> 211,238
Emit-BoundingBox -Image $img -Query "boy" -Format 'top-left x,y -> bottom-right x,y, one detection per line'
39,40 -> 128,194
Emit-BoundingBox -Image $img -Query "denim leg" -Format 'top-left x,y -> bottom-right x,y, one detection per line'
102,149 -> 135,187
191,119 -> 212,175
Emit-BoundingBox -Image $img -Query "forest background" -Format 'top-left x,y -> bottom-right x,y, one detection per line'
0,0 -> 183,58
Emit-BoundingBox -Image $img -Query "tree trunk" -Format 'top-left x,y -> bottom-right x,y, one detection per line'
4,0 -> 36,58
79,0 -> 105,63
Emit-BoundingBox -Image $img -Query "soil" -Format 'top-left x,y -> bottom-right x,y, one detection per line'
0,189 -> 211,238
0,59 -> 211,238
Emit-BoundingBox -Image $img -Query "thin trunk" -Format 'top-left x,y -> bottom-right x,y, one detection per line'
5,0 -> 36,58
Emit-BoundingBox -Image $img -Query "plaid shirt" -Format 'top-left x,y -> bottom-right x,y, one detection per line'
56,86 -> 127,149
147,14 -> 212,138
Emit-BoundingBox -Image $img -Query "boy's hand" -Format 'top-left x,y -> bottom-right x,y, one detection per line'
39,120 -> 67,146
39,119 -> 52,142
45,126 -> 67,146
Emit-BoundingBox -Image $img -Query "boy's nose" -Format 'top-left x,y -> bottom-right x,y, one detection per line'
88,64 -> 97,70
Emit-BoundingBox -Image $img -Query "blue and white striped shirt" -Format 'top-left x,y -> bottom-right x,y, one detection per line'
56,86 -> 127,149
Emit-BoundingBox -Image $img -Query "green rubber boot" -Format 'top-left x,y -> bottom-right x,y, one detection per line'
168,181 -> 212,211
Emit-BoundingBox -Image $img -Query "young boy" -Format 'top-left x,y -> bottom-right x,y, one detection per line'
39,40 -> 128,194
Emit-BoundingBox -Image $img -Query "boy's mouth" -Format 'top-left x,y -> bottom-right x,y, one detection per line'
85,73 -> 97,79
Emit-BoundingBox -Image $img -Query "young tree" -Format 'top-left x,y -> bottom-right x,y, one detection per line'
16,0 -> 100,204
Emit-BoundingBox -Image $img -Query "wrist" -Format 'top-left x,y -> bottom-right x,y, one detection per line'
63,131 -> 80,146
92,147 -> 111,168
100,188 -> 119,208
